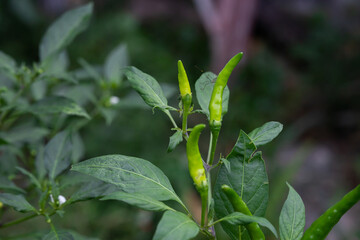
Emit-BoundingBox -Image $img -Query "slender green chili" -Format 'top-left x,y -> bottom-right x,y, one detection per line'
302,184 -> 360,240
208,52 -> 243,165
221,185 -> 265,240
178,60 -> 192,133
178,60 -> 191,98
186,124 -> 208,226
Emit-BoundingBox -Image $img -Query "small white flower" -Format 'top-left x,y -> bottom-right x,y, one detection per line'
109,96 -> 120,105
58,195 -> 66,205
49,194 -> 66,206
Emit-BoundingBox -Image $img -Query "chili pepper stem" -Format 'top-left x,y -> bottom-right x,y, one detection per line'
200,191 -> 208,227
208,129 -> 220,165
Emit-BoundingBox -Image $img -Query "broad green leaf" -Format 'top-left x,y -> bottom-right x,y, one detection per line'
101,191 -> 174,212
123,66 -> 169,111
68,180 -> 117,204
40,3 -> 93,63
248,121 -> 283,147
0,176 -> 25,194
42,230 -> 74,240
0,193 -> 36,212
153,211 -> 199,240
35,145 -> 46,180
44,131 -> 73,180
167,130 -> 183,152
104,43 -> 128,85
71,132 -> 84,163
214,130 -> 269,240
29,96 -> 90,119
279,183 -> 305,240
4,125 -> 49,144
17,167 -> 42,189
0,51 -> 16,76
71,155 -> 183,205
195,72 -> 229,118
216,212 -> 278,238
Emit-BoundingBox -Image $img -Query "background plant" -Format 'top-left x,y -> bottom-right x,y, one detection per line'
0,3 -> 158,239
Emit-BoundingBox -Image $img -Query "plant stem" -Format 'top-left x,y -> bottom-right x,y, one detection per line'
0,213 -> 38,229
165,110 -> 178,129
200,191 -> 208,227
208,129 -> 219,165
182,111 -> 188,134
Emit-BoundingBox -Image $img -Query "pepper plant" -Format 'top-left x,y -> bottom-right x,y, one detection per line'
71,52 -> 360,239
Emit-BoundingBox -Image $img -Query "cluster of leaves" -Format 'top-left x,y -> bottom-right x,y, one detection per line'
0,3 -> 141,239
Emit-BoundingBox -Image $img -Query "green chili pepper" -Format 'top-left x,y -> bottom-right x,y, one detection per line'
178,60 -> 192,133
209,52 -> 243,128
302,184 -> 360,240
187,124 -> 207,192
207,53 -> 243,165
221,185 -> 265,240
187,123 -> 208,226
178,60 -> 191,98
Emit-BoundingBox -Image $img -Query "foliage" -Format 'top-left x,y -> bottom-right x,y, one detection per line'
0,3 -> 359,240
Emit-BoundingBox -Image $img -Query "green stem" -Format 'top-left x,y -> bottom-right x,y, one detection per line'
208,129 -> 220,165
200,191 -> 208,227
165,110 -> 178,129
0,213 -> 38,229
182,111 -> 188,134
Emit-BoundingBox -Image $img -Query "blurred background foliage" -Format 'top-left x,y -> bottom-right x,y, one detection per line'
0,0 -> 359,239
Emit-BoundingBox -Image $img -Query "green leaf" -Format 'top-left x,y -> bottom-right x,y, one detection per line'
29,96 -> 90,119
153,211 -> 199,240
101,191 -> 174,212
35,145 -> 46,180
0,193 -> 36,212
16,167 -> 42,189
71,132 -> 84,163
213,130 -> 269,240
4,125 -> 49,144
248,121 -> 283,147
123,66 -> 169,111
167,130 -> 183,152
279,183 -> 305,240
44,131 -> 73,180
221,158 -> 231,173
39,3 -> 93,63
0,176 -> 26,194
104,43 -> 128,85
68,180 -> 117,204
71,155 -> 184,205
216,212 -> 278,238
195,72 -> 229,118
0,51 -> 16,76
42,230 -> 74,240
